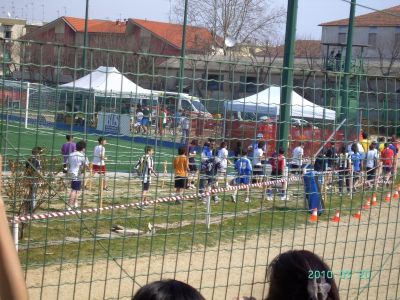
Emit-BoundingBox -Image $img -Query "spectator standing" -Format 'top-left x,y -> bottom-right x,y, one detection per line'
217,141 -> 231,189
141,106 -> 151,134
230,150 -> 252,203
366,143 -> 378,188
201,142 -> 213,162
158,106 -> 168,136
187,140 -> 198,189
390,135 -> 399,176
314,150 -> 327,186
381,143 -> 395,184
61,135 -> 76,173
139,146 -> 158,207
266,151 -> 279,200
93,137 -> 109,191
233,141 -> 243,163
134,108 -> 143,134
25,147 -> 43,214
199,156 -> 223,204
252,133 -> 267,152
360,131 -> 370,153
208,138 -> 217,156
67,141 -> 89,210
325,142 -> 338,188
173,147 -> 189,203
325,142 -> 338,170
277,148 -> 288,200
377,137 -> 385,152
338,146 -> 351,195
350,143 -> 362,191
252,141 -> 265,183
172,109 -> 182,135
181,112 -> 191,145
291,142 -> 304,173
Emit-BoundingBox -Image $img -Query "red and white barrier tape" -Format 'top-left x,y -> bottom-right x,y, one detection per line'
11,170 -> 398,224
13,175 -> 302,223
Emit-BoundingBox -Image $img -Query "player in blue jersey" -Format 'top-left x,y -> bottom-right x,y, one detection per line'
230,150 -> 253,203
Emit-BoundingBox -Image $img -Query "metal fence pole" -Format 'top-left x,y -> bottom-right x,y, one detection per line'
278,0 -> 298,152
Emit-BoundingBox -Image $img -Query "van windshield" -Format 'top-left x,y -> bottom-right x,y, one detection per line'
192,99 -> 208,113
142,98 -> 158,107
237,111 -> 271,121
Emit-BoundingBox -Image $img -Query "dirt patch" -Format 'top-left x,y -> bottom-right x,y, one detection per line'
24,200 -> 400,300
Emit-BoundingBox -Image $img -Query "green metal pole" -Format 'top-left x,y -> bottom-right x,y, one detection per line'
278,0 -> 298,152
341,0 -> 356,130
177,0 -> 189,110
82,0 -> 89,73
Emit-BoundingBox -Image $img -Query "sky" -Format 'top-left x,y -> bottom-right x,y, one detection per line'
2,0 -> 400,39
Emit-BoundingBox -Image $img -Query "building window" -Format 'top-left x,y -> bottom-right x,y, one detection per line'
205,74 -> 224,91
368,32 -> 377,48
4,25 -> 12,39
239,76 -> 258,93
338,33 -> 347,44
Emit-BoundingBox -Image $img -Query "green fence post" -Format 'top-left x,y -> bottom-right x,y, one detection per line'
278,0 -> 298,152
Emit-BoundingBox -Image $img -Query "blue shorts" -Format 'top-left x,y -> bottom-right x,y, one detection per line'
235,177 -> 250,185
141,118 -> 149,126
71,180 -> 82,191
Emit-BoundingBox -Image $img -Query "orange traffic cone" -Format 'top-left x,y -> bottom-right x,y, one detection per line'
353,210 -> 361,219
310,208 -> 318,222
372,194 -> 378,206
363,198 -> 371,210
331,210 -> 340,223
385,192 -> 391,202
393,190 -> 399,200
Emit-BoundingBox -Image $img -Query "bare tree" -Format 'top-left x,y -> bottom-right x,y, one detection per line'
248,39 -> 280,87
377,38 -> 400,76
173,0 -> 285,55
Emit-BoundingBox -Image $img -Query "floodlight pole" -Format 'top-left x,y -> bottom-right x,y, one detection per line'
278,0 -> 298,152
177,0 -> 189,110
341,0 -> 356,139
82,0 -> 89,74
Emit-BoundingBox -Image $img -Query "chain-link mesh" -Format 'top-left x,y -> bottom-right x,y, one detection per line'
1,38 -> 400,300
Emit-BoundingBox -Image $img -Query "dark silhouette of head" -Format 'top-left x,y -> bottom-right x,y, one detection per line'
265,250 -> 340,300
132,279 -> 205,300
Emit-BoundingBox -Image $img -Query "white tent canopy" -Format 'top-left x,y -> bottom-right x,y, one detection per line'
60,66 -> 152,97
224,86 -> 336,120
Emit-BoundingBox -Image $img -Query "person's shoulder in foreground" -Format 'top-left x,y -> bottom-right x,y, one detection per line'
132,279 -> 205,300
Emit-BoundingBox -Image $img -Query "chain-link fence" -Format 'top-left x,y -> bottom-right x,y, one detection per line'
1,38 -> 400,300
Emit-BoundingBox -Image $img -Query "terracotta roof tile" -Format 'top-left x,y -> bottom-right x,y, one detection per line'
256,40 -> 322,58
64,16 -> 126,33
131,19 -> 215,51
320,5 -> 400,27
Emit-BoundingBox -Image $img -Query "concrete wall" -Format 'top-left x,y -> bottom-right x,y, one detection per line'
321,25 -> 400,59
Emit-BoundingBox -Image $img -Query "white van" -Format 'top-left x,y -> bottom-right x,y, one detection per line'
156,92 -> 212,118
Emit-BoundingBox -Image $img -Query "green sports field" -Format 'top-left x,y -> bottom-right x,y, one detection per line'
1,120 -> 180,173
